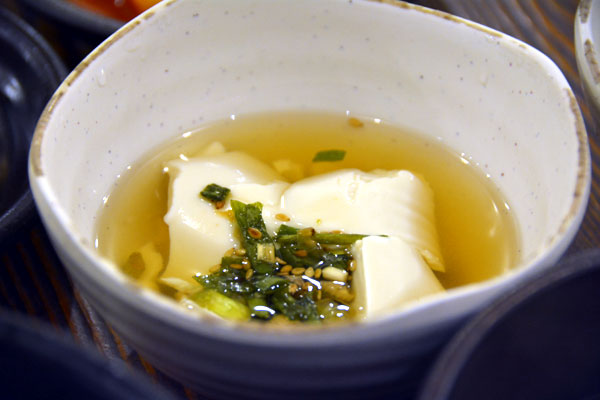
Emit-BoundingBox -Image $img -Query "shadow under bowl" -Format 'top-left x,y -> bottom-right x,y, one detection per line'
0,310 -> 176,400
418,249 -> 600,400
0,7 -> 66,243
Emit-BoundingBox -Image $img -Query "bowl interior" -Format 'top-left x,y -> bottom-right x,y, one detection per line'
30,0 -> 589,329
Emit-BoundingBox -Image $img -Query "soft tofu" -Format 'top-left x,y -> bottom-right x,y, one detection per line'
281,169 -> 445,271
352,236 -> 444,317
162,152 -> 446,319
162,152 -> 288,285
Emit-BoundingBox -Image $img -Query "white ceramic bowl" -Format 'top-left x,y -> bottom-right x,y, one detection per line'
575,0 -> 600,129
29,1 -> 590,398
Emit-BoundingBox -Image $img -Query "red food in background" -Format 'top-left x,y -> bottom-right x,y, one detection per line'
69,0 -> 161,21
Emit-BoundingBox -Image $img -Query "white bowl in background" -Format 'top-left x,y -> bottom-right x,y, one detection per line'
575,0 -> 600,130
29,0 -> 590,398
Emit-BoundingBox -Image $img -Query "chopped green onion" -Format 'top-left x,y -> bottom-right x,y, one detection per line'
200,183 -> 230,203
256,243 -> 276,263
248,296 -> 274,319
277,232 -> 367,245
231,200 -> 276,274
312,149 -> 346,162
270,288 -> 319,322
191,289 -> 250,321
253,275 -> 288,293
190,200 -> 381,324
122,252 -> 145,279
220,256 -> 245,267
276,224 -> 299,236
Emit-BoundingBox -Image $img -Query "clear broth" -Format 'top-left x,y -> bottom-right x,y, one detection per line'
96,111 -> 519,303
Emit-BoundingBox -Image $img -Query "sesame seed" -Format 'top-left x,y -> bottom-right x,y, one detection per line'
245,269 -> 253,280
292,267 -> 306,276
315,269 -> 322,279
305,267 -> 315,278
275,213 -> 291,222
289,284 -> 299,294
230,264 -> 243,270
294,249 -> 308,257
280,265 -> 292,274
348,260 -> 357,272
248,227 -> 262,239
275,257 -> 287,265
348,117 -> 364,127
224,248 -> 235,257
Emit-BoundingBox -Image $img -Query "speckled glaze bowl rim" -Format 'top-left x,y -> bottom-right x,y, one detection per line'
29,0 -> 591,346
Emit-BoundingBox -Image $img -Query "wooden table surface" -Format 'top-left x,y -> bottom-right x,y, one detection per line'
0,1 -> 596,399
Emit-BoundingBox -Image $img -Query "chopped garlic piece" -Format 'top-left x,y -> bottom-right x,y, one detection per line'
321,266 -> 348,282
161,277 -> 197,294
199,141 -> 226,156
272,159 -> 305,181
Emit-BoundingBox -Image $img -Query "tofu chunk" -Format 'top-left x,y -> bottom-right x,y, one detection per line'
281,169 -> 444,271
352,236 -> 444,317
162,152 -> 287,285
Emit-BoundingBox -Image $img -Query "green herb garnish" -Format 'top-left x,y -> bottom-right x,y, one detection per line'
191,201 -> 372,324
231,200 -> 276,274
122,251 -> 145,279
200,183 -> 230,204
312,149 -> 346,162
270,288 -> 319,321
276,232 -> 367,245
191,289 -> 250,321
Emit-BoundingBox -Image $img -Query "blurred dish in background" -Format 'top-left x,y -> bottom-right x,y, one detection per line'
69,0 -> 161,21
14,0 -> 122,68
0,7 -> 66,243
417,249 -> 600,400
0,310 -> 176,400
575,0 -> 600,132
